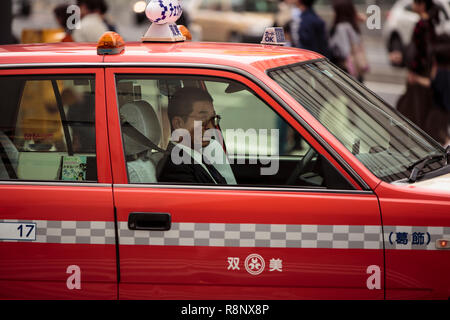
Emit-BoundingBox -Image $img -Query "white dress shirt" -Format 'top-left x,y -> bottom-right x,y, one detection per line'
72,13 -> 108,42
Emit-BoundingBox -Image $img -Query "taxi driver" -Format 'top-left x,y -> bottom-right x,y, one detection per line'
158,87 -> 236,184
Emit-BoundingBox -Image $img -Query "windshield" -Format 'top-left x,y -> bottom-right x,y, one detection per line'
268,60 -> 446,183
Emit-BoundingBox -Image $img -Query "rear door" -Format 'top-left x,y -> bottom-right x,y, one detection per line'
106,67 -> 384,299
0,68 -> 117,299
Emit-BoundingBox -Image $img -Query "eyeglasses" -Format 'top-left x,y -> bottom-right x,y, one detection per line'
186,114 -> 222,127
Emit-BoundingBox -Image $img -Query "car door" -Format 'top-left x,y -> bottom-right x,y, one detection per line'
106,67 -> 384,300
0,68 -> 117,299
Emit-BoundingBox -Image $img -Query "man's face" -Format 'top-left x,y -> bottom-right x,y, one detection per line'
173,100 -> 216,149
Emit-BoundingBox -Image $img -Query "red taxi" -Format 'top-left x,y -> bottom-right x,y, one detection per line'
0,29 -> 449,300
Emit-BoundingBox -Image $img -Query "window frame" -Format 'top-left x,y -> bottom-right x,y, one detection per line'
0,68 -> 111,185
106,67 -> 363,192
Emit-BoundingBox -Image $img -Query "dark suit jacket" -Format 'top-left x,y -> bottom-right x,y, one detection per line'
296,8 -> 330,58
157,143 -> 217,184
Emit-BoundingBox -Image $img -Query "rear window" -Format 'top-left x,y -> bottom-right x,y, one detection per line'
0,75 -> 97,182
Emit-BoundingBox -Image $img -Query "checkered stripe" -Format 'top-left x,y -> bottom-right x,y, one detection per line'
0,219 -> 116,244
118,222 -> 383,249
384,225 -> 450,250
2,220 -> 448,250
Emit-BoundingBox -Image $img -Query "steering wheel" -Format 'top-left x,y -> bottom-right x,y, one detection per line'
286,147 -> 318,185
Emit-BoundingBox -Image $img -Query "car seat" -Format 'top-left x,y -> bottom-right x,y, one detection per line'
120,100 -> 164,183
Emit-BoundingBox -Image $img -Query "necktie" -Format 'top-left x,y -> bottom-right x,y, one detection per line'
202,156 -> 227,184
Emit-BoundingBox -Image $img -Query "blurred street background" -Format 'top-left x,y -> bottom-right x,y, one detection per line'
0,0 -> 418,109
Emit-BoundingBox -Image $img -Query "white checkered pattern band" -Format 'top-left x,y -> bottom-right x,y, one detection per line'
0,219 -> 116,244
1,220 -> 448,250
118,222 -> 383,249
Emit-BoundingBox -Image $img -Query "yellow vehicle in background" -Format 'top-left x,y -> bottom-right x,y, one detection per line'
21,28 -> 66,44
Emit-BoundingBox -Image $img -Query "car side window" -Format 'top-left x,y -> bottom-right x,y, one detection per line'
116,75 -> 354,190
0,75 -> 97,182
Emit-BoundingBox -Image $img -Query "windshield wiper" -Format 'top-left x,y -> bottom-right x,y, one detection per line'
407,146 -> 450,182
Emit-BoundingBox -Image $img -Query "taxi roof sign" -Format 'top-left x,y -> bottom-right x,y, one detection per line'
97,32 -> 125,55
141,0 -> 185,42
261,27 -> 286,46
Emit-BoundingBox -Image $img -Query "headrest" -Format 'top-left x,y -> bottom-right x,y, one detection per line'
120,100 -> 161,156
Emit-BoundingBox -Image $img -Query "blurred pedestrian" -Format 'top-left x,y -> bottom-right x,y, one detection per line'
329,0 -> 369,82
290,3 -> 302,49
283,21 -> 293,47
72,0 -> 109,42
430,66 -> 450,146
0,0 -> 16,44
429,3 -> 450,146
53,4 -> 74,42
397,0 -> 449,145
275,0 -> 301,47
291,0 -> 330,58
275,0 -> 297,27
98,0 -> 117,32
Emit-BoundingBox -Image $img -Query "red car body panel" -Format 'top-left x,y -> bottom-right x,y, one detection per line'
0,67 -> 117,299
0,43 -> 103,65
0,41 -> 448,299
113,187 -> 383,300
375,182 -> 450,299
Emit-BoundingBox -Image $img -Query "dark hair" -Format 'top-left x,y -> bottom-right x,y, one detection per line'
414,0 -> 440,27
77,0 -> 108,13
414,0 -> 434,11
53,4 -> 72,29
300,0 -> 316,8
168,87 -> 213,125
331,0 -> 360,35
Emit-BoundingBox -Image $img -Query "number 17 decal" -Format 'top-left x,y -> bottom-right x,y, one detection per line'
0,222 -> 36,241
17,224 -> 35,238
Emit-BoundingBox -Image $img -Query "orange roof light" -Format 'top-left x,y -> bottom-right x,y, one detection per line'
97,32 -> 125,55
177,25 -> 192,41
